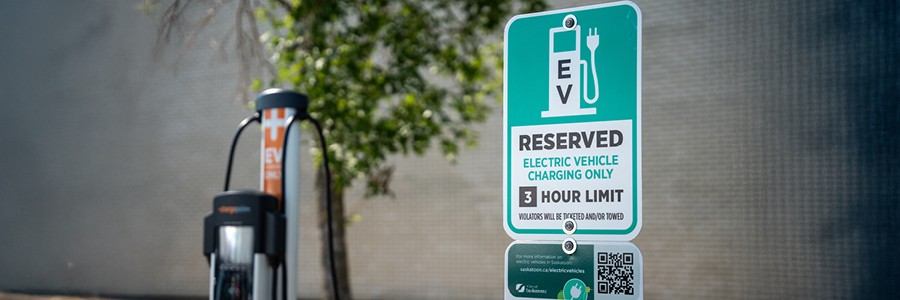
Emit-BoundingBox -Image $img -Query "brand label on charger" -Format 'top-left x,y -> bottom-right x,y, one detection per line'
503,2 -> 642,241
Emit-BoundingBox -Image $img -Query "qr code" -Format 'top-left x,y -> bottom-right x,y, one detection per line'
597,252 -> 634,295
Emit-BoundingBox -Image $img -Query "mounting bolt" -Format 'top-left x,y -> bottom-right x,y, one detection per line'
563,238 -> 577,255
563,218 -> 577,235
563,14 -> 577,30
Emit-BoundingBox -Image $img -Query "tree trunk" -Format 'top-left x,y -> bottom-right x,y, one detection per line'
316,167 -> 352,300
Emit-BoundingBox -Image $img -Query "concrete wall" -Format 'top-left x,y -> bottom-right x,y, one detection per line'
0,0 -> 896,299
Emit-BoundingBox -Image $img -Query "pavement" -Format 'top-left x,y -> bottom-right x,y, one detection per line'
0,293 -> 118,300
0,293 -> 202,300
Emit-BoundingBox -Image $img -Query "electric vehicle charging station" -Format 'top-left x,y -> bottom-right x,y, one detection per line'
204,89 -> 337,300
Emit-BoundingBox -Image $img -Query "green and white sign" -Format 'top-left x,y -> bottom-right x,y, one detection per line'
503,2 -> 642,241
505,241 -> 643,300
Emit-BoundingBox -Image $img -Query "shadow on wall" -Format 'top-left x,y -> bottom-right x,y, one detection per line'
841,1 -> 900,298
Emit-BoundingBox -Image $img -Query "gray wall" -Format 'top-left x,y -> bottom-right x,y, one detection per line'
0,0 -> 897,299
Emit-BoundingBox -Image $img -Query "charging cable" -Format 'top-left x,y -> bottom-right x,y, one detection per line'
581,27 -> 600,104
224,113 -> 261,191
282,113 -> 341,300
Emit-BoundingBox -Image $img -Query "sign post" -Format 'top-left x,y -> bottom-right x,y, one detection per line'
503,1 -> 642,242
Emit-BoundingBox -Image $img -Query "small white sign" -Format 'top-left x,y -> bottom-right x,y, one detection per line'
510,120 -> 634,232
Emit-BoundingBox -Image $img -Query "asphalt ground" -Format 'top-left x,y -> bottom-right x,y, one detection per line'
0,293 -> 203,300
0,293 -> 118,300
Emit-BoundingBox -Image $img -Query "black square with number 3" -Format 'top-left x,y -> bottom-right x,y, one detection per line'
519,186 -> 537,207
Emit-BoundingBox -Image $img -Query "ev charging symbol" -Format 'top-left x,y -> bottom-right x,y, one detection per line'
542,14 -> 601,118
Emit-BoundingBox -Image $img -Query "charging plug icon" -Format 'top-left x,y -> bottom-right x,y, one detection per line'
582,28 -> 600,104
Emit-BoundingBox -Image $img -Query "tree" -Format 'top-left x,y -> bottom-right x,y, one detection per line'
152,0 -> 547,298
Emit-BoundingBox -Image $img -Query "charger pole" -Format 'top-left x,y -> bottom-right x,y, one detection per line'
258,89 -> 308,300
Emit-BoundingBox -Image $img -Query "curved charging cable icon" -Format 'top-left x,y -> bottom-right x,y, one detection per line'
582,28 -> 600,104
543,24 -> 600,118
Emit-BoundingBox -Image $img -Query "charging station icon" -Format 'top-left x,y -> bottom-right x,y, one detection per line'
543,18 -> 601,118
